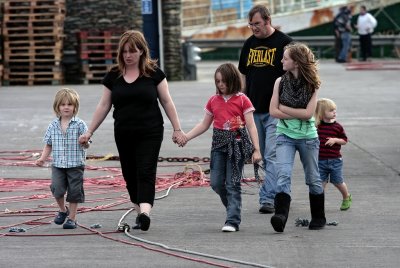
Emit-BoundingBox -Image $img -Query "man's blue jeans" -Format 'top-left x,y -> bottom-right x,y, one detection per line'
275,134 -> 323,195
210,147 -> 244,229
253,113 -> 277,206
338,31 -> 351,61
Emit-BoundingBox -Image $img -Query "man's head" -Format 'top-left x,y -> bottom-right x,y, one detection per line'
360,5 -> 367,15
339,6 -> 351,15
248,5 -> 274,39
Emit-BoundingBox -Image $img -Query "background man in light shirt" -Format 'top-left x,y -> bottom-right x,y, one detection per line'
356,5 -> 378,61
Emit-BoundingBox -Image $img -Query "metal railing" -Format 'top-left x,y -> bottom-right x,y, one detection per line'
189,34 -> 400,58
182,0 -> 352,29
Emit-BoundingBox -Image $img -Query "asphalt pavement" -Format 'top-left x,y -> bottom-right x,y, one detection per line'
0,59 -> 400,268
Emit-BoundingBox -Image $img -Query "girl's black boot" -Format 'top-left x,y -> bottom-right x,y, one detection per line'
309,193 -> 327,230
270,192 -> 291,232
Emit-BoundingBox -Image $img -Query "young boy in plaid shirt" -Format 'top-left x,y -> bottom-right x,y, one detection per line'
36,88 -> 90,229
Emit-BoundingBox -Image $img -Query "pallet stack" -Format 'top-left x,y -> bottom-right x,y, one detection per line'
0,20 -> 3,83
0,0 -> 3,83
2,0 -> 65,86
78,31 -> 121,84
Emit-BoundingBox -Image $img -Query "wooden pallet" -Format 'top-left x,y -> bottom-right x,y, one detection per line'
4,2 -> 65,14
2,25 -> 64,36
2,67 -> 64,86
4,63 -> 62,72
0,19 -> 2,83
78,31 -> 121,84
2,69 -> 63,86
3,13 -> 65,23
5,45 -> 63,57
4,19 -> 63,28
2,0 -> 66,86
78,31 -> 120,60
3,0 -> 65,13
3,39 -> 63,49
3,32 -> 64,42
81,63 -> 113,84
4,0 -> 65,6
79,46 -> 118,61
2,79 -> 63,86
4,51 -> 62,62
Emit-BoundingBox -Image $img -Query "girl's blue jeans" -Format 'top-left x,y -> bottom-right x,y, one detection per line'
210,146 -> 244,229
275,134 -> 323,196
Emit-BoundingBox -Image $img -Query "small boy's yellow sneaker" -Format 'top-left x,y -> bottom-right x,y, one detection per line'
340,194 -> 352,211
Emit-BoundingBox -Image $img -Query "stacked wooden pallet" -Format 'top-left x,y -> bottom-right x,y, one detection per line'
0,0 -> 3,83
2,0 -> 65,86
0,20 -> 3,83
78,31 -> 121,84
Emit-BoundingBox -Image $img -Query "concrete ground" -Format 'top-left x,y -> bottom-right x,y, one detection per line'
0,59 -> 400,268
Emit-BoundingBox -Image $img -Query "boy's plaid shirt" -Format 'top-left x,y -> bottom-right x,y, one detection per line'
43,116 -> 88,168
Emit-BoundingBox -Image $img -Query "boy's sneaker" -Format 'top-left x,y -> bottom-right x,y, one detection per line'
221,225 -> 238,232
340,194 -> 352,211
54,207 -> 69,225
63,219 -> 77,229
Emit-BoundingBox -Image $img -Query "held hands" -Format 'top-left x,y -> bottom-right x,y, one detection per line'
172,130 -> 188,147
79,132 -> 92,146
81,141 -> 91,149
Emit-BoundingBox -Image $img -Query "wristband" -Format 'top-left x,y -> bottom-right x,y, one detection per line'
173,129 -> 181,132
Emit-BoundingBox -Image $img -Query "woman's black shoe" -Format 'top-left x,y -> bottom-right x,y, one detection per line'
132,215 -> 141,229
138,213 -> 151,231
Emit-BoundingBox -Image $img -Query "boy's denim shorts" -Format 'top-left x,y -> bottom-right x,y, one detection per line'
318,158 -> 344,185
51,166 -> 85,203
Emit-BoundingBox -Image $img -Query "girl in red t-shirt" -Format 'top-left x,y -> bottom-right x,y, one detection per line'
177,63 -> 261,232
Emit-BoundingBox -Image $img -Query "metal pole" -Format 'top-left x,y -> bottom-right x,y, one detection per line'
157,0 -> 164,71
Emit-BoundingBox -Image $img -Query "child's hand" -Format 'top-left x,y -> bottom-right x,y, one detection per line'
252,149 -> 262,164
177,138 -> 187,147
81,141 -> 91,149
177,134 -> 188,147
79,132 -> 91,145
173,131 -> 188,147
325,137 -> 337,146
35,159 -> 45,166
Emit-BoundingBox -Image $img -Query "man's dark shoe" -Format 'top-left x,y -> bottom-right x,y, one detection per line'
259,203 -> 275,214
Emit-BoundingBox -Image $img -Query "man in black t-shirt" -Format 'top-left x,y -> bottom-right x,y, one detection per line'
238,4 -> 292,214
